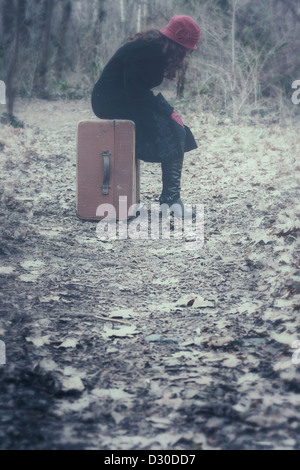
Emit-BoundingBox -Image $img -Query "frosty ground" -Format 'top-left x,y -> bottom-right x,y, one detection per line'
0,98 -> 299,450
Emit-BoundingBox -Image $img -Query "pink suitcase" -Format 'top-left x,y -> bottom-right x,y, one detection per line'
76,119 -> 140,220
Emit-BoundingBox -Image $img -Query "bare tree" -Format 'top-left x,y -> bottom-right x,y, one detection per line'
54,0 -> 72,78
19,0 -> 30,46
231,0 -> 238,116
94,0 -> 106,46
136,1 -> 147,31
1,0 -> 15,48
6,0 -> 22,119
33,0 -> 55,97
176,61 -> 188,99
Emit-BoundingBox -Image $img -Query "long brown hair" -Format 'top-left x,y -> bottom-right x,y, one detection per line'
126,29 -> 188,80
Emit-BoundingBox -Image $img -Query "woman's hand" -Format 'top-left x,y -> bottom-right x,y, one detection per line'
171,110 -> 184,127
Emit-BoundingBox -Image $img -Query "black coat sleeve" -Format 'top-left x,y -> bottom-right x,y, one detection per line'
123,42 -> 173,116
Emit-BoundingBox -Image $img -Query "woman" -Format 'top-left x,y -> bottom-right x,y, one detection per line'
91,15 -> 201,218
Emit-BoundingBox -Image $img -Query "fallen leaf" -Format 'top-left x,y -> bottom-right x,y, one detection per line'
221,355 -> 241,368
102,325 -> 138,338
0,267 -> 15,275
273,360 -> 292,371
39,359 -> 57,371
145,334 -> 162,342
19,274 -> 40,283
39,295 -> 60,303
207,335 -> 235,347
91,388 -> 132,400
175,294 -> 215,308
271,332 -> 298,346
26,335 -> 51,347
155,393 -> 183,410
20,260 -> 45,270
237,373 -> 260,384
59,338 -> 79,348
61,376 -> 85,392
108,308 -> 137,319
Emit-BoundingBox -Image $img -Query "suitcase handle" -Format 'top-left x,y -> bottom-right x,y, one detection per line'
100,150 -> 111,195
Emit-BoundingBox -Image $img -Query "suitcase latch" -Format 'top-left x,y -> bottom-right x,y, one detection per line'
100,150 -> 111,195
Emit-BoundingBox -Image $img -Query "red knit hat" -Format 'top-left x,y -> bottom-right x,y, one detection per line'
160,15 -> 201,50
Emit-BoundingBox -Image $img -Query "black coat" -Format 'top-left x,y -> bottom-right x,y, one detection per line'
91,38 -> 197,163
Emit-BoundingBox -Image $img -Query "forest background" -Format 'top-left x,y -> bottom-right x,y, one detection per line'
0,0 -> 300,451
1,0 -> 300,124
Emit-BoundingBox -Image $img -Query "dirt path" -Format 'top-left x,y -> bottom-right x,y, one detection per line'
0,98 -> 299,450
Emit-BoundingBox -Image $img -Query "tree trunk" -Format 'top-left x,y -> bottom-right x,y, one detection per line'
120,0 -> 125,23
94,0 -> 106,45
136,3 -> 141,32
231,0 -> 237,92
34,0 -> 55,97
19,0 -> 29,45
54,0 -> 72,77
136,1 -> 147,32
6,0 -> 22,119
2,0 -> 15,48
231,0 -> 238,117
176,61 -> 188,99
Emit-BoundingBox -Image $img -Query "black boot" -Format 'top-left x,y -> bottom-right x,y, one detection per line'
159,157 -> 195,219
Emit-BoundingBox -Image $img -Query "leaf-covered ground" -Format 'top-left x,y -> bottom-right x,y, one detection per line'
0,99 -> 299,450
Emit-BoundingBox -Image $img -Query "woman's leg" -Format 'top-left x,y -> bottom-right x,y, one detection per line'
159,125 -> 194,218
159,156 -> 183,205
